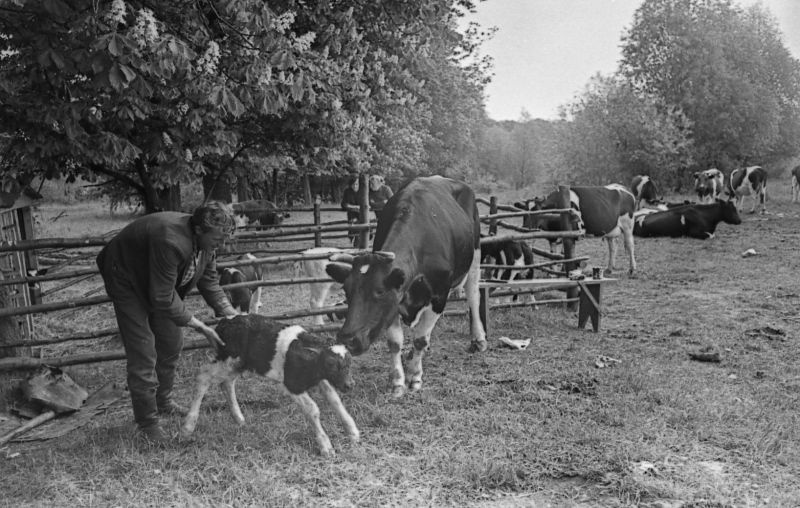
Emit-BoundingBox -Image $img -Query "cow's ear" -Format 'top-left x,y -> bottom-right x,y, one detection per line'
385,268 -> 405,290
325,262 -> 352,284
513,201 -> 528,210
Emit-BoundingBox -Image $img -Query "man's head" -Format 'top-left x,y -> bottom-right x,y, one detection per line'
191,201 -> 236,251
369,175 -> 384,191
348,176 -> 359,191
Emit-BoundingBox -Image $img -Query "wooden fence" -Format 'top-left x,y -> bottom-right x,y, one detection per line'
0,186 -> 586,371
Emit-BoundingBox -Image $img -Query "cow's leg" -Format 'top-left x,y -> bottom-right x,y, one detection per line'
618,215 -> 636,275
466,247 -> 488,352
249,287 -> 262,314
289,391 -> 334,456
182,359 -> 235,436
308,281 -> 334,326
605,236 -> 618,274
317,380 -> 360,442
386,317 -> 407,398
221,376 -> 245,425
406,306 -> 441,392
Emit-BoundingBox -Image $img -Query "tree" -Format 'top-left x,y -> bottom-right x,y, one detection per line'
621,0 -> 800,171
559,74 -> 694,188
0,0 -> 490,211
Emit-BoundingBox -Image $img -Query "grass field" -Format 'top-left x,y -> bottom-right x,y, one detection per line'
2,182 -> 800,507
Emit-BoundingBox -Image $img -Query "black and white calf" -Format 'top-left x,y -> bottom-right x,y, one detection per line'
728,166 -> 767,214
181,314 -> 359,456
630,175 -> 660,210
694,169 -> 724,204
218,253 -> 263,314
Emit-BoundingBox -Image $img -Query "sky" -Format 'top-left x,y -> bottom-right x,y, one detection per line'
462,0 -> 800,121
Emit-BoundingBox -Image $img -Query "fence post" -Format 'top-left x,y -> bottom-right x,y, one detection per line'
489,196 -> 498,236
358,173 -> 370,249
558,185 -> 578,308
313,195 -> 322,247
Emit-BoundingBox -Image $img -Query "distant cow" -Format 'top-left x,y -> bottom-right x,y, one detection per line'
792,166 -> 800,204
480,236 -> 533,282
630,175 -> 661,210
218,253 -> 263,314
728,166 -> 767,214
325,176 -> 487,397
232,200 -> 290,229
295,246 -> 349,326
633,199 -> 741,239
694,169 -> 724,204
516,184 -> 636,275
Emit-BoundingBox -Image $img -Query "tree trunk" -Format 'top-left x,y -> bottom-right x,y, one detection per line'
302,173 -> 312,205
156,184 -> 182,211
236,176 -> 251,202
272,168 -> 279,203
203,173 -> 233,203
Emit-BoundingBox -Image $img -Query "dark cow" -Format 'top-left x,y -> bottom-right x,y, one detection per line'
693,169 -> 724,204
633,199 -> 741,239
727,166 -> 767,214
792,165 -> 800,204
516,184 -> 636,275
218,253 -> 263,314
231,200 -> 290,229
630,175 -> 661,210
325,176 -> 487,397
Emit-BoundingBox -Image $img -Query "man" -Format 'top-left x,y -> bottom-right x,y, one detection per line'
368,175 -> 393,219
340,175 -> 361,247
96,201 -> 239,444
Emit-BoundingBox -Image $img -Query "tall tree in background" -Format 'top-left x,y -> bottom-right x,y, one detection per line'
560,74 -> 694,188
0,0 -> 490,211
621,0 -> 800,170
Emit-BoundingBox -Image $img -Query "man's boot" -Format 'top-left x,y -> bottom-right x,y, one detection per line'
131,393 -> 169,445
155,367 -> 189,417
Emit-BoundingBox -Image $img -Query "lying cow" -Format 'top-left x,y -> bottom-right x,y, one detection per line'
630,175 -> 661,210
694,169 -> 724,204
727,166 -> 767,214
218,253 -> 263,314
325,176 -> 487,397
181,314 -> 359,456
516,184 -> 636,275
792,165 -> 800,204
232,200 -> 290,229
633,199 -> 741,239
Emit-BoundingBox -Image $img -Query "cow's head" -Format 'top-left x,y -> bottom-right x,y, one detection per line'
326,251 -> 429,355
717,198 -> 742,225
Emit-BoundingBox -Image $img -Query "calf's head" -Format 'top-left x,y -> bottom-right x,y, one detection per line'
318,345 -> 355,392
718,198 -> 742,225
326,252 -> 432,355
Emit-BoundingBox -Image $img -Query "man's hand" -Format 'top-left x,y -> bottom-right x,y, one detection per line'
188,316 -> 225,349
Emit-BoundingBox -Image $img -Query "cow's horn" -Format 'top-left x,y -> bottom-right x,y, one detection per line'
329,253 -> 355,264
373,250 -> 396,261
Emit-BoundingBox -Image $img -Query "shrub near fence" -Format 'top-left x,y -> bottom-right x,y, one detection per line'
0,188 -> 595,372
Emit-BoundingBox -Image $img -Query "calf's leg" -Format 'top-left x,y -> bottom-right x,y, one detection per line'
181,359 -> 238,436
317,380 -> 360,442
289,391 -> 334,456
221,377 -> 245,425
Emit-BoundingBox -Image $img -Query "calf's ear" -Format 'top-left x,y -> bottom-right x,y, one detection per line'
325,262 -> 352,283
513,201 -> 528,210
